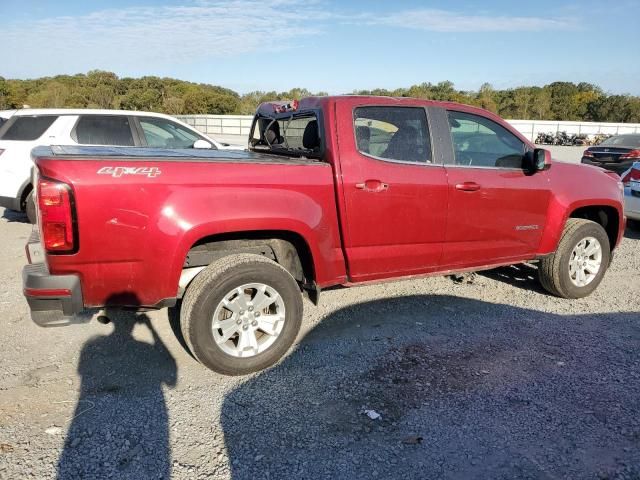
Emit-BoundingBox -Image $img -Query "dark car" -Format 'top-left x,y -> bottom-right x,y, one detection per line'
582,134 -> 640,174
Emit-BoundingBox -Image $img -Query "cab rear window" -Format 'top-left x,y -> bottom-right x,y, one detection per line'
0,115 -> 58,141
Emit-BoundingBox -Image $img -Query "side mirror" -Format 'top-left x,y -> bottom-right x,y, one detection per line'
193,139 -> 212,149
530,148 -> 552,173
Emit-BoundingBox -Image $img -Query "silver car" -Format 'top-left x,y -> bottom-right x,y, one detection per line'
622,161 -> 640,222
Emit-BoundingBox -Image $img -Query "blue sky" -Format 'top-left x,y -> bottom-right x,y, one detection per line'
1,0 -> 639,94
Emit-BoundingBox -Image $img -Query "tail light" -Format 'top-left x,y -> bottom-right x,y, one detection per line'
621,167 -> 640,185
620,149 -> 640,160
38,177 -> 77,253
583,149 -> 594,158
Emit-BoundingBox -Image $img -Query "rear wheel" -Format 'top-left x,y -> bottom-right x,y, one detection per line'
180,254 -> 303,375
539,219 -> 610,298
25,191 -> 36,224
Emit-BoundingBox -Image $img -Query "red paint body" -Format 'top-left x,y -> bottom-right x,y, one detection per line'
33,97 -> 625,308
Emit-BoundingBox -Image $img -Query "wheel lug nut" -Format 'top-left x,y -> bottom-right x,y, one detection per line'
255,312 -> 260,317
252,320 -> 258,327
248,306 -> 254,312
236,319 -> 242,325
242,325 -> 249,330
239,310 -> 245,315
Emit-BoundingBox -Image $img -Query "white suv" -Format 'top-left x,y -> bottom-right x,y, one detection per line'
0,109 -> 244,222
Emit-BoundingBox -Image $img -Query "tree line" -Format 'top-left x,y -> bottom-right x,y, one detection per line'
1,71 -> 639,122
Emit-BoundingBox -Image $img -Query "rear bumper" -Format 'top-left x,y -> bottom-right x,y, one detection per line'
0,195 -> 20,211
581,158 -> 634,175
22,229 -> 88,327
22,263 -> 87,327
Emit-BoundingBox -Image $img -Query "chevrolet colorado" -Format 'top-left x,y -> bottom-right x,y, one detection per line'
22,96 -> 625,375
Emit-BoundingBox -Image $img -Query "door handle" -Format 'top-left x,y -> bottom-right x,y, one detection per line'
455,182 -> 481,192
355,179 -> 389,192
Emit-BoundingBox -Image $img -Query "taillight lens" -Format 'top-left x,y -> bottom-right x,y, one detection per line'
620,167 -> 640,185
38,178 -> 76,253
620,149 -> 640,160
583,149 -> 594,158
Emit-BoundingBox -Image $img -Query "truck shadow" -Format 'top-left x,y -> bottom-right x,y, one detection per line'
56,299 -> 177,479
478,263 -> 545,293
220,294 -> 640,479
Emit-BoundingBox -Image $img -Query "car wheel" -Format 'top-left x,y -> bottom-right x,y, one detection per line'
180,254 -> 303,375
539,219 -> 610,299
25,191 -> 37,224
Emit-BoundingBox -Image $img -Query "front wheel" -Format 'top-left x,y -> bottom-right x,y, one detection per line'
180,254 -> 303,375
539,219 -> 611,298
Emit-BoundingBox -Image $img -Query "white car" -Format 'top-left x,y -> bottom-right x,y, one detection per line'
621,162 -> 640,224
0,108 -> 244,222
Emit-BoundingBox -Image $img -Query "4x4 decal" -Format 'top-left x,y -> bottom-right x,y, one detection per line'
97,166 -> 161,178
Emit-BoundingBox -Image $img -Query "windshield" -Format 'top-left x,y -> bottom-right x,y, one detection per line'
249,112 -> 321,158
601,134 -> 640,148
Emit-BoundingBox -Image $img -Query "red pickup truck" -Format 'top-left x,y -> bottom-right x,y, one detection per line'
23,96 -> 625,375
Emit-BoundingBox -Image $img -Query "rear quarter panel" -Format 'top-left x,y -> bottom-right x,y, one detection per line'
37,157 -> 346,307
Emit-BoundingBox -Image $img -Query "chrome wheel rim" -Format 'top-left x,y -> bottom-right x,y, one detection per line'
568,237 -> 602,287
212,283 -> 286,358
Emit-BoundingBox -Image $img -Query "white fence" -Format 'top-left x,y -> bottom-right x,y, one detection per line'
178,115 -> 640,142
507,120 -> 640,141
177,115 -> 254,137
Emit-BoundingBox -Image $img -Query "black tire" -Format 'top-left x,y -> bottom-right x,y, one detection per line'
25,191 -> 37,224
180,254 -> 303,375
539,219 -> 611,299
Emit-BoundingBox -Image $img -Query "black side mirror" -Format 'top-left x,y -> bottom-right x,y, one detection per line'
527,148 -> 552,173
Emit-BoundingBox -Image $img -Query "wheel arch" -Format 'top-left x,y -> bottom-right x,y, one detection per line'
568,205 -> 620,252
183,229 -> 316,284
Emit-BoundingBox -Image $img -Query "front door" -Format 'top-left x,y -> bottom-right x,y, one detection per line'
441,109 -> 551,268
337,103 -> 448,282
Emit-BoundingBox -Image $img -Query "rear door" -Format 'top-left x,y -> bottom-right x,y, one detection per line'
336,102 -> 448,282
441,109 -> 551,268
72,115 -> 138,146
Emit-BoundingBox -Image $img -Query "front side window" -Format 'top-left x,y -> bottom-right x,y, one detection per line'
74,115 -> 134,146
448,111 -> 525,169
0,116 -> 58,141
139,117 -> 210,148
354,107 -> 431,163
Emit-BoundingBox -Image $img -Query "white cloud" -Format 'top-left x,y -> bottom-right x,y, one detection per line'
0,0 -> 327,73
357,8 -> 574,32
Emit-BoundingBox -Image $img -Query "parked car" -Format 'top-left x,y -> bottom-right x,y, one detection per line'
621,162 -> 640,226
581,134 -> 640,174
0,109 -> 244,223
22,96 -> 625,375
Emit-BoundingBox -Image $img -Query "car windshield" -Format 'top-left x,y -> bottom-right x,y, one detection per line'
601,134 -> 640,148
249,112 -> 321,158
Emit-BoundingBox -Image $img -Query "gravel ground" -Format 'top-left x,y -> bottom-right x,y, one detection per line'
0,173 -> 638,479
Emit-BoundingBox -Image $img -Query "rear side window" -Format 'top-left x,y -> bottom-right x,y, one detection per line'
0,116 -> 58,141
73,115 -> 134,146
354,106 -> 432,163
